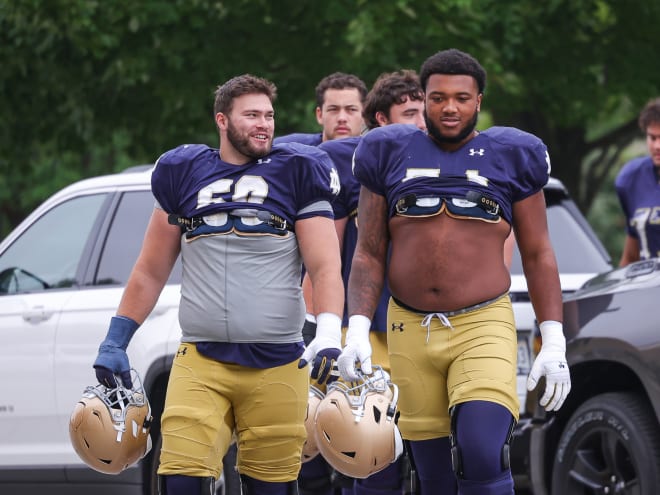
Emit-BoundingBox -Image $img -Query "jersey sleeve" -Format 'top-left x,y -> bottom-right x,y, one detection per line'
287,144 -> 341,221
352,127 -> 394,196
489,127 -> 550,202
319,138 -> 360,220
151,146 -> 191,213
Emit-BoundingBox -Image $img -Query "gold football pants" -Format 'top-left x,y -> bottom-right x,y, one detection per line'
387,295 -> 519,441
158,344 -> 308,482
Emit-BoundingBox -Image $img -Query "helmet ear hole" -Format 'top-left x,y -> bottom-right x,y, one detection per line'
313,366 -> 402,479
69,371 -> 153,475
372,405 -> 382,423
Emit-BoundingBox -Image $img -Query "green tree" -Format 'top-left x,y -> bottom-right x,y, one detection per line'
2,0 -> 660,250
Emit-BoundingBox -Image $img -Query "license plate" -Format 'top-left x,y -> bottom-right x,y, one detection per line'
517,335 -> 531,374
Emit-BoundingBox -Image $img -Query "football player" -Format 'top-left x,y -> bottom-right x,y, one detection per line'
274,72 -> 367,146
616,97 -> 660,266
93,74 -> 344,495
303,70 -> 425,495
340,49 -> 571,494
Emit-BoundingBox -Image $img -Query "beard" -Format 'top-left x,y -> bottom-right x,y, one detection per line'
424,108 -> 479,145
226,119 -> 271,159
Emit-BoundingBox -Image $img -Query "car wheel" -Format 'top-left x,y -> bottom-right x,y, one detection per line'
551,392 -> 660,494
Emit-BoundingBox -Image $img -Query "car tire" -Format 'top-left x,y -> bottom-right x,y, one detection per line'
551,391 -> 660,494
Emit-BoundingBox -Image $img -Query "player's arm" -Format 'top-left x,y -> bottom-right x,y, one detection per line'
347,186 -> 388,320
297,216 -> 345,318
514,190 -> 570,411
337,187 -> 388,380
300,216 -> 348,345
619,234 -> 640,267
513,191 -> 562,322
94,207 -> 181,388
302,216 -> 348,316
296,215 -> 345,384
116,207 -> 182,322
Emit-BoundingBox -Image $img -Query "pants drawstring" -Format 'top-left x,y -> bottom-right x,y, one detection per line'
420,313 -> 453,343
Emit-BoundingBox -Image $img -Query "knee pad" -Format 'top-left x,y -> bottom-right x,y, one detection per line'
158,474 -> 215,495
450,401 -> 516,481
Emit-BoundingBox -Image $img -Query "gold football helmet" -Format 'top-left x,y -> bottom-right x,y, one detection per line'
314,367 -> 403,478
69,370 -> 152,474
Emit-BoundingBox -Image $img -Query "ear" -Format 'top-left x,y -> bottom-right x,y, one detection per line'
375,111 -> 390,127
215,112 -> 227,130
315,107 -> 323,125
476,94 -> 483,112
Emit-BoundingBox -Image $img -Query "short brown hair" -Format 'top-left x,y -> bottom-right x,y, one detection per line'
638,97 -> 660,132
213,74 -> 277,115
363,70 -> 424,130
315,72 -> 367,108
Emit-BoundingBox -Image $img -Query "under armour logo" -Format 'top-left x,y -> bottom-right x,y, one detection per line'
469,148 -> 485,156
177,347 -> 187,357
391,322 -> 404,332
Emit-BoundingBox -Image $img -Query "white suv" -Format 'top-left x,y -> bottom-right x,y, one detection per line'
0,168 -> 611,494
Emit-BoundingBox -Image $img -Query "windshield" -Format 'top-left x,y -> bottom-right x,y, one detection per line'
510,202 -> 612,276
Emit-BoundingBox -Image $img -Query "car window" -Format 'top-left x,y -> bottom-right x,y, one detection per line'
0,194 -> 107,294
510,203 -> 612,275
95,190 -> 182,286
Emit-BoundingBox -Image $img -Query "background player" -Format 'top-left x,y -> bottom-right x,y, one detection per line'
275,72 -> 367,146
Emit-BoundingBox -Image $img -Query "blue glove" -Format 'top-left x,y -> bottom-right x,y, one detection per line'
298,312 -> 342,385
93,316 -> 139,389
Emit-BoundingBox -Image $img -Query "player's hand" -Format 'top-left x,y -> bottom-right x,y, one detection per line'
298,313 -> 342,385
527,321 -> 571,411
338,315 -> 373,381
94,316 -> 140,389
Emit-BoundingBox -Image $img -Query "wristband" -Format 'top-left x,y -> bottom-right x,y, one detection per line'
539,320 -> 565,350
107,315 -> 140,350
347,314 -> 371,340
316,312 -> 342,340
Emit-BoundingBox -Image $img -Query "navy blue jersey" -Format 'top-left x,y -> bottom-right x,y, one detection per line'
151,142 -> 340,368
152,142 -> 339,224
319,137 -> 361,221
274,132 -> 323,146
319,136 -> 391,332
353,124 -> 550,225
615,156 -> 660,259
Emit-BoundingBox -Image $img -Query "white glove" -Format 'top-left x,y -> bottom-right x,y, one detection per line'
338,315 -> 373,381
298,313 -> 342,385
527,320 -> 571,411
